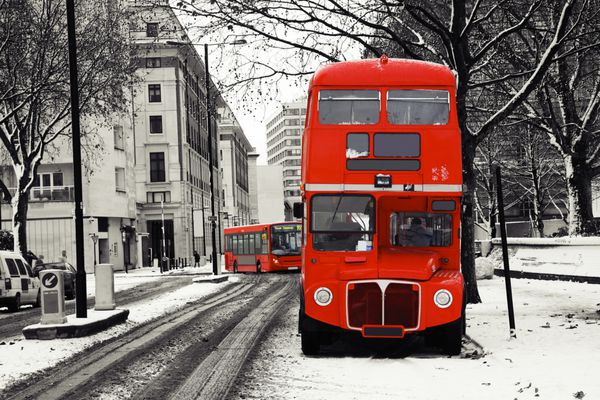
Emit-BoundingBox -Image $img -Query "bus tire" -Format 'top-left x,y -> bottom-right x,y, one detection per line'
440,317 -> 463,356
233,261 -> 238,274
301,328 -> 320,356
256,261 -> 261,273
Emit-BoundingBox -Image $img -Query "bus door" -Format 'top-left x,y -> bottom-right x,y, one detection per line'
237,233 -> 257,272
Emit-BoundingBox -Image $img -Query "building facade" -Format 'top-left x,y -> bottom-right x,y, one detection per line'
0,1 -> 256,269
0,116 -> 137,272
255,165 -> 285,224
265,100 -> 306,220
218,106 -> 255,227
129,2 -> 225,262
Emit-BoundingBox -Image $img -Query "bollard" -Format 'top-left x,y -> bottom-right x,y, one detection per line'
40,270 -> 67,324
95,264 -> 115,310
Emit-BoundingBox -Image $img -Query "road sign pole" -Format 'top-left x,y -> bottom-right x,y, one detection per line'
495,166 -> 517,339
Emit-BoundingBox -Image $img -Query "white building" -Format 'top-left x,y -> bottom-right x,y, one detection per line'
255,165 -> 285,224
0,116 -> 137,272
129,1 -> 226,263
218,106 -> 255,227
247,153 -> 260,224
265,100 -> 306,219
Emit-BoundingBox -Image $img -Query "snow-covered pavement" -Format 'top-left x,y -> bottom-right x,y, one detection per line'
232,277 -> 600,400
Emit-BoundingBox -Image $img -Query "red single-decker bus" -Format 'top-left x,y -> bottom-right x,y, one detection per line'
224,222 -> 301,273
296,56 -> 464,355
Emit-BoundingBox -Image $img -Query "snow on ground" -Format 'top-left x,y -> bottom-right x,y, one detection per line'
235,277 -> 600,400
0,278 -> 232,391
488,240 -> 600,278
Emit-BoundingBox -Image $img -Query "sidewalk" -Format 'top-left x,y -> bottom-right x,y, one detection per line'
109,255 -> 227,278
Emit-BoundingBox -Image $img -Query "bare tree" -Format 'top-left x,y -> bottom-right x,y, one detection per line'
515,8 -> 600,235
172,0 -> 591,302
0,0 -> 134,256
502,125 -> 567,237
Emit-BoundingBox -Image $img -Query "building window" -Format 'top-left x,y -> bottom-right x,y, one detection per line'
149,152 -> 165,182
146,23 -> 158,37
148,84 -> 161,103
115,167 -> 125,192
149,116 -> 163,134
146,57 -> 161,68
114,125 -> 124,150
98,217 -> 109,232
147,191 -> 171,203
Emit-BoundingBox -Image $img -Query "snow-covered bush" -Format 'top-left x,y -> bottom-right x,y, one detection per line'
475,257 -> 495,280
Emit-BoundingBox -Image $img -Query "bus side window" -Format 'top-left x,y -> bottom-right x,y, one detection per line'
249,234 -> 255,255
243,234 -> 249,255
255,233 -> 262,254
233,235 -> 238,255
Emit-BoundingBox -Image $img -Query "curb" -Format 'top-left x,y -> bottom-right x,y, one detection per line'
22,309 -> 130,340
192,275 -> 229,284
494,269 -> 600,285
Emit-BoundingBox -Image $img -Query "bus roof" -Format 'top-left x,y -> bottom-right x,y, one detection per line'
310,57 -> 455,88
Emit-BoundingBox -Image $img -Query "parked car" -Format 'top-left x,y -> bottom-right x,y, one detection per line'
33,262 -> 76,300
0,250 -> 41,311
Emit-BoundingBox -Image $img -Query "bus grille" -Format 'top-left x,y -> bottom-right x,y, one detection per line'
347,282 -> 419,330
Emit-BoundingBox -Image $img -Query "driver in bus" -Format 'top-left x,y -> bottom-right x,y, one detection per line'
406,217 -> 432,247
330,213 -> 362,251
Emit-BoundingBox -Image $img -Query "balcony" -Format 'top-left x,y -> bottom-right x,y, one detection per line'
7,186 -> 75,202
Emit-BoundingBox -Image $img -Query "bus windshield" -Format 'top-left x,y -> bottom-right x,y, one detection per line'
311,195 -> 375,251
390,212 -> 452,247
271,224 -> 302,256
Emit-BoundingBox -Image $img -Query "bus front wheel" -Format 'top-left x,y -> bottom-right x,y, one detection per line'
440,317 -> 463,356
301,328 -> 320,356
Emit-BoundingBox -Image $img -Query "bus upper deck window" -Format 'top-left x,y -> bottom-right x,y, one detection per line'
387,90 -> 449,125
318,90 -> 379,125
346,133 -> 369,158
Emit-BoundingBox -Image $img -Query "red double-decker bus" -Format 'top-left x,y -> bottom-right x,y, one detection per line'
224,222 -> 301,273
296,56 -> 464,355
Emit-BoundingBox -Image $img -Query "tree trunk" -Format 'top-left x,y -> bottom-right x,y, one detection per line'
461,135 -> 482,304
11,187 -> 29,258
564,154 -> 594,235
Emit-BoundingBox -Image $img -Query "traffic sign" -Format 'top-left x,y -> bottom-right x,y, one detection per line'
42,272 -> 59,289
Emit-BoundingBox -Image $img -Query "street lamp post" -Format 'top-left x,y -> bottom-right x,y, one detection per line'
203,42 -> 219,274
66,0 -> 87,318
166,38 -> 246,275
161,199 -> 166,273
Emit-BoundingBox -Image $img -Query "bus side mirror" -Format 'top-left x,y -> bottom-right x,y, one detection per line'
293,202 -> 304,219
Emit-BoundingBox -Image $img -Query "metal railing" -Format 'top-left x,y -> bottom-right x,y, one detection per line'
6,186 -> 75,202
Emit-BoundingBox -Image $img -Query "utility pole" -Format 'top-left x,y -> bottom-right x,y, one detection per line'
66,0 -> 87,318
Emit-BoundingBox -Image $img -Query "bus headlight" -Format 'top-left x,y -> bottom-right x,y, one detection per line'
434,289 -> 453,308
314,287 -> 333,306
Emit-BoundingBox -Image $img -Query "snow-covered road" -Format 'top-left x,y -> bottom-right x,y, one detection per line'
230,277 -> 600,400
